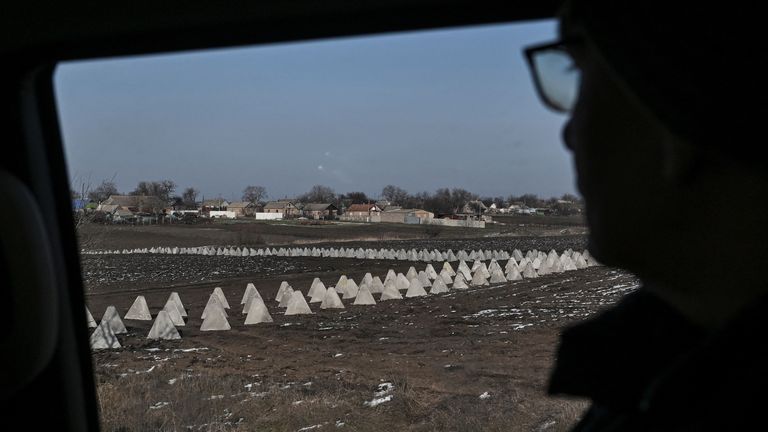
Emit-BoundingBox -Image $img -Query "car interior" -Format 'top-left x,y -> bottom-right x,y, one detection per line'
1,1 -> 562,429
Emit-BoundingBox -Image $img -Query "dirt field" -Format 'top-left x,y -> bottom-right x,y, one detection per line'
82,219 -> 641,431
78,215 -> 587,251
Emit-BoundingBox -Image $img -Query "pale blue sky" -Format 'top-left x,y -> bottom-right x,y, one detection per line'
55,19 -> 576,202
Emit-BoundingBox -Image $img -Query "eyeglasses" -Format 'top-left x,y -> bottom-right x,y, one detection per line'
524,38 -> 582,113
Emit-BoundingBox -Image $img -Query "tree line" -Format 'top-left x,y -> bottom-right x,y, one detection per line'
73,179 -> 582,215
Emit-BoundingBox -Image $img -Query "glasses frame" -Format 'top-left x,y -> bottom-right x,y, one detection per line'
524,37 -> 581,114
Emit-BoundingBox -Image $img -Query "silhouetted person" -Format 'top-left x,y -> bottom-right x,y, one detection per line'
524,1 -> 766,430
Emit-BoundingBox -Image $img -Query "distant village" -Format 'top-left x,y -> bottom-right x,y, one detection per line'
71,181 -> 583,228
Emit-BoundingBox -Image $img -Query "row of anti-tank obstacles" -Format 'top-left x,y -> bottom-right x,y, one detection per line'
83,245 -> 566,264
89,248 -> 598,349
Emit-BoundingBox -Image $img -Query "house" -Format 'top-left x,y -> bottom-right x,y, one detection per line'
263,200 -> 301,218
346,203 -> 382,216
302,203 -> 338,220
375,200 -> 392,210
461,200 -> 488,215
111,208 -> 136,223
227,201 -> 261,218
201,198 -> 229,212
340,203 -> 381,222
98,195 -> 167,214
379,208 -> 434,224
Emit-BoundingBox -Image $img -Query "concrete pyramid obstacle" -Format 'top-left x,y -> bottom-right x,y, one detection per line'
162,299 -> 186,326
452,272 -> 469,289
442,262 -> 456,277
168,292 -> 187,317
278,287 -> 295,308
417,271 -> 432,287
405,266 -> 418,281
460,266 -> 472,282
513,249 -> 524,262
148,310 -> 181,340
125,296 -> 152,320
439,269 -> 453,285
458,260 -> 472,280
522,262 -> 538,278
471,271 -> 490,287
489,269 -> 508,284
241,283 -> 264,313
396,273 -> 411,290
308,278 -> 324,298
532,257 -> 542,270
506,267 -> 523,281
471,260 -> 482,272
477,262 -> 491,279
362,273 -> 374,286
202,294 -> 229,319
380,279 -> 403,301
101,306 -> 127,334
488,260 -> 501,273
343,279 -> 360,300
241,283 -> 258,304
309,281 -> 328,303
369,276 -> 385,294
353,284 -> 377,305
245,298 -> 274,324
430,277 -> 449,294
336,274 -> 348,289
335,275 -> 349,296
275,281 -> 291,302
505,259 -> 519,272
384,270 -> 397,285
90,320 -> 121,349
86,306 -> 97,328
564,258 -> 578,271
213,287 -> 230,309
200,302 -> 231,331
320,287 -> 345,309
405,278 -> 428,297
537,259 -> 552,276
425,264 -> 438,280
285,290 -> 313,315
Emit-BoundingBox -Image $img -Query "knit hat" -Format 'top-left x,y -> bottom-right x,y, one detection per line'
559,1 -> 761,157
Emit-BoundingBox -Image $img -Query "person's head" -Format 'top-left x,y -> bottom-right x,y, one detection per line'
526,2 -> 765,287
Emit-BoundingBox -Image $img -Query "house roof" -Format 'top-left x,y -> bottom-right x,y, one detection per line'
347,204 -> 380,213
264,201 -> 294,210
383,208 -> 433,217
98,204 -> 119,213
303,203 -> 337,211
114,209 -> 134,217
202,198 -> 229,207
227,201 -> 254,209
103,195 -> 166,209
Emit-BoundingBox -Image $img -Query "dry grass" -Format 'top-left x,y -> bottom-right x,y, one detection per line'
96,368 -> 588,432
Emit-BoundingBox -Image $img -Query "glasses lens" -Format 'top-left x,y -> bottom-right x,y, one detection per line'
532,48 -> 580,112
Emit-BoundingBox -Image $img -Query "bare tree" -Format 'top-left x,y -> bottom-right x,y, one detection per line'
242,185 -> 268,205
182,187 -> 199,208
131,179 -> 176,203
70,174 -> 115,254
299,185 -> 336,203
88,179 -> 119,203
343,191 -> 370,204
381,185 -> 409,205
